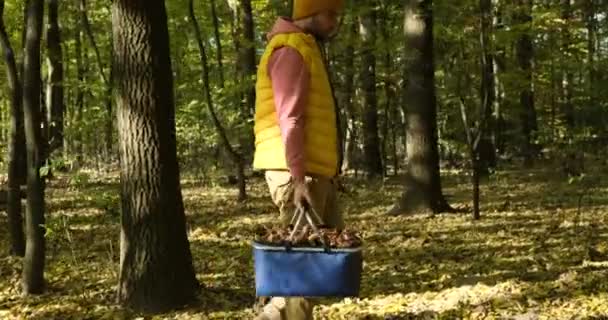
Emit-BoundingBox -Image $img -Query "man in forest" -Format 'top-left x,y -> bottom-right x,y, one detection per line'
252,0 -> 345,319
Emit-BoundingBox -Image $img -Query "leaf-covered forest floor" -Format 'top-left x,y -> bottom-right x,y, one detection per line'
2,162 -> 608,320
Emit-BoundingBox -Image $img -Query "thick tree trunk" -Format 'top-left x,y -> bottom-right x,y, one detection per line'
359,4 -> 383,178
389,0 -> 451,215
0,0 -> 26,257
45,0 -> 63,154
189,0 -> 247,201
112,0 -> 199,313
515,0 -> 537,166
22,0 -> 46,295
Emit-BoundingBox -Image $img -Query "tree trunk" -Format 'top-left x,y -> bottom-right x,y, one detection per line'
22,0 -> 46,295
389,0 -> 451,215
492,0 -> 505,154
381,6 -> 395,176
189,0 -> 247,201
45,0 -> 63,155
479,0 -> 496,172
210,0 -> 225,88
341,16 -> 357,173
112,0 -> 199,312
238,0 -> 256,156
359,3 -> 383,178
0,0 -> 26,257
239,0 -> 255,116
74,16 -> 84,162
560,0 -> 574,129
515,0 -> 536,165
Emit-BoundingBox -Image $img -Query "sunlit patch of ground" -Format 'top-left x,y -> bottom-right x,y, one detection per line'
1,163 -> 608,319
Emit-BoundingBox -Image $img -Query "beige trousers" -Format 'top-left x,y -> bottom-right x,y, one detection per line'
264,170 -> 344,320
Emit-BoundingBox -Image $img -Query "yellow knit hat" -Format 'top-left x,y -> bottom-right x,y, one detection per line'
292,0 -> 345,20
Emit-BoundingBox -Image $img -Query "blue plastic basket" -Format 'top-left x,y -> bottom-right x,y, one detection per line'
252,242 -> 363,297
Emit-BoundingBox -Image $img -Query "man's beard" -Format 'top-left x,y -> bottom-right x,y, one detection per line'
311,27 -> 338,42
310,17 -> 338,42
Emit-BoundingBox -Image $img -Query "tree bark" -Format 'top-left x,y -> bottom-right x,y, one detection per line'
515,0 -> 537,166
389,0 -> 451,215
189,0 -> 247,201
0,0 -> 26,257
359,3 -> 383,178
46,0 -> 63,154
112,0 -> 199,312
22,0 -> 46,294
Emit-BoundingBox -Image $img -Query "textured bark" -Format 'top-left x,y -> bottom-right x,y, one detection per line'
389,0 -> 451,215
189,0 -> 247,201
359,4 -> 383,178
0,0 -> 26,257
46,0 -> 64,153
22,0 -> 46,294
112,0 -> 198,313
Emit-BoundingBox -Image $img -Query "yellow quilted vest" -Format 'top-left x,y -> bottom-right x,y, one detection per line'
253,32 -> 338,178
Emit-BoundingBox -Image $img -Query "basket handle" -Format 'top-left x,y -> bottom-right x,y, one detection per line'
287,206 -> 330,250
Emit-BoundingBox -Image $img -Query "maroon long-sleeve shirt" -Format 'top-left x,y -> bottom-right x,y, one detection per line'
266,18 -> 310,181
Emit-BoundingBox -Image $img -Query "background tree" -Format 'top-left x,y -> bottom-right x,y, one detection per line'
189,0 -> 247,201
359,2 -> 383,178
21,0 -> 46,295
389,0 -> 451,215
45,0 -> 63,154
0,0 -> 26,257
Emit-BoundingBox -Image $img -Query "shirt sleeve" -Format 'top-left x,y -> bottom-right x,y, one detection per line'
267,46 -> 309,181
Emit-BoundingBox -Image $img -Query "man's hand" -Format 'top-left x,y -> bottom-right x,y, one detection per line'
293,177 -> 312,210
